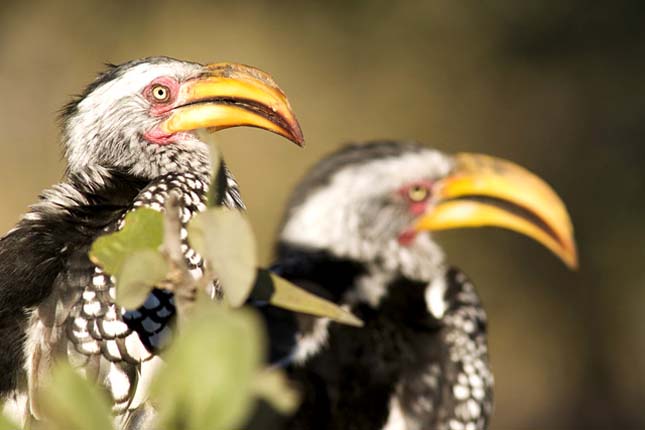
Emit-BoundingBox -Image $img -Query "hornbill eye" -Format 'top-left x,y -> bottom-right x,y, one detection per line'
151,84 -> 171,102
407,184 -> 430,202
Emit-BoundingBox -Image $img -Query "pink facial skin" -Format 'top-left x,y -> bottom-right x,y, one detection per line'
398,229 -> 419,246
143,128 -> 176,145
142,77 -> 182,145
397,179 -> 434,246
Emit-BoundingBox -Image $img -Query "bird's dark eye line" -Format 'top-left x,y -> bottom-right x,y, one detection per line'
176,97 -> 290,131
448,195 -> 562,246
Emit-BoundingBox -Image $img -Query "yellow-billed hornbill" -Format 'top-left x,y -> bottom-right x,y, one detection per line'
270,141 -> 576,430
0,57 -> 303,427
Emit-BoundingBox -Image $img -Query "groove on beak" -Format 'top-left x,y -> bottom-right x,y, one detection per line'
415,153 -> 578,269
160,63 -> 304,146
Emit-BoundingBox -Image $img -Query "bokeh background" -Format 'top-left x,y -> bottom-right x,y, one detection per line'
0,1 -> 643,428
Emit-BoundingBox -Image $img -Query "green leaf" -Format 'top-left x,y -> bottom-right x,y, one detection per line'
89,208 -> 164,276
115,249 -> 169,309
188,208 -> 257,306
253,369 -> 300,415
39,363 -> 113,430
89,208 -> 167,310
151,305 -> 264,430
0,411 -> 20,430
252,269 -> 363,327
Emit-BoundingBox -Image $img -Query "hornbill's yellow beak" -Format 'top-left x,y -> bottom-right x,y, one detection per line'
415,153 -> 578,269
160,63 -> 304,146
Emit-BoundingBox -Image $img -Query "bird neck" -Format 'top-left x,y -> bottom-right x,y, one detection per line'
62,126 -> 214,189
344,251 -> 445,309
275,240 -> 449,313
65,166 -> 149,200
62,152 -> 245,212
277,233 -> 446,308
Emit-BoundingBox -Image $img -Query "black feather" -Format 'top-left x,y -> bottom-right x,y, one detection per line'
0,171 -> 147,395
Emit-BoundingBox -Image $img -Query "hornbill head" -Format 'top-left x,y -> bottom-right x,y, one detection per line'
279,140 -> 576,284
61,56 -> 303,180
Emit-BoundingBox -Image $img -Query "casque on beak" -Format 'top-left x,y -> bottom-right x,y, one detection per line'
415,153 -> 578,269
159,63 -> 304,146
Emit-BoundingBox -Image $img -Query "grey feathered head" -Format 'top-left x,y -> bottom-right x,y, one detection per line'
279,140 -> 577,281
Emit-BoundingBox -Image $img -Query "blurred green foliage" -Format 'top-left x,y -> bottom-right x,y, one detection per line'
0,413 -> 19,430
90,208 -> 165,279
189,208 -> 258,306
90,208 -> 166,309
150,304 -> 294,430
38,363 -> 114,430
21,304 -> 297,430
15,200 -> 301,429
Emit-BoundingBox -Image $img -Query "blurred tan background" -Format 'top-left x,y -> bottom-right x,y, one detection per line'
0,0 -> 643,428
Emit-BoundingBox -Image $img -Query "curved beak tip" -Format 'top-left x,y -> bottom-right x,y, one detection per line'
288,121 -> 305,147
564,243 -> 579,271
419,152 -> 579,272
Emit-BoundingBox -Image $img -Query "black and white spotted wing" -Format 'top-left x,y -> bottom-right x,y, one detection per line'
395,268 -> 494,430
64,172 -> 214,413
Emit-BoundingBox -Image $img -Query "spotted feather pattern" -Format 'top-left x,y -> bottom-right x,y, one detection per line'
64,171 -> 242,414
395,269 -> 493,430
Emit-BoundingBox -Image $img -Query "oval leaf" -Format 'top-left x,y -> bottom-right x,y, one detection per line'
252,269 -> 363,327
188,209 -> 257,306
116,249 -> 169,309
39,363 -> 113,430
89,208 -> 164,276
151,305 -> 264,429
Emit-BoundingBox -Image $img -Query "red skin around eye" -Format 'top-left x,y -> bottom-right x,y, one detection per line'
396,179 -> 434,246
409,201 -> 428,216
143,76 -> 180,115
142,77 -> 182,145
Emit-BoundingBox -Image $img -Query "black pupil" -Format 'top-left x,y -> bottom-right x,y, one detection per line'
156,88 -> 166,98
